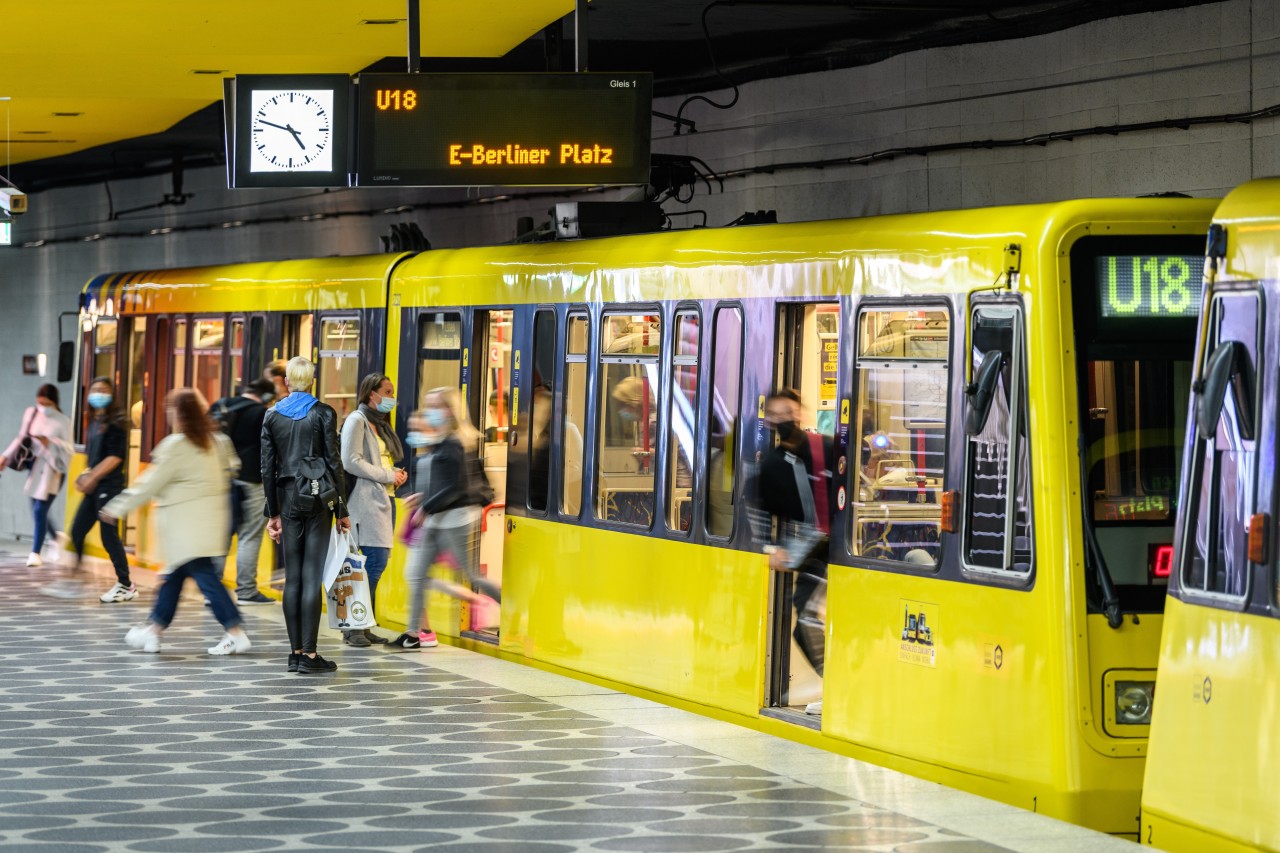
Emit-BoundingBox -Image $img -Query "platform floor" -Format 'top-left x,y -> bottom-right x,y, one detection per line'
0,547 -> 1137,852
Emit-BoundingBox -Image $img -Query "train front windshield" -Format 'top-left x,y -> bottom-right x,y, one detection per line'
1071,238 -> 1205,609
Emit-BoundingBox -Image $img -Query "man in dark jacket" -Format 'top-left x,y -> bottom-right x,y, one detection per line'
261,357 -> 349,674
212,379 -> 274,605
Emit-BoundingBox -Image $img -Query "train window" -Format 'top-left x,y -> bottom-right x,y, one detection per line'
284,314 -> 314,361
707,306 -> 743,538
247,316 -> 266,383
317,317 -> 359,422
93,319 -> 118,385
561,312 -> 589,516
527,310 -> 556,513
228,318 -> 245,394
596,311 -> 661,527
123,317 -> 147,440
417,312 -> 462,407
476,310 -> 513,446
667,310 -> 700,533
172,318 -> 189,390
191,318 -> 225,405
962,305 -> 1032,577
1180,292 -> 1259,602
852,307 -> 949,567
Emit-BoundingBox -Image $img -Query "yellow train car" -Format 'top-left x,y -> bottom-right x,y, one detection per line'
383,197 -> 1215,837
71,255 -> 405,579
1142,178 -> 1280,852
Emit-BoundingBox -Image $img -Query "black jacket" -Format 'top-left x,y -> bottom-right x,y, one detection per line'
260,403 -> 348,519
754,432 -> 837,529
212,395 -> 266,484
413,436 -> 485,515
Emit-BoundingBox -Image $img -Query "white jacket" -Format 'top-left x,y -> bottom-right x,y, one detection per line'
105,432 -> 239,570
4,406 -> 73,500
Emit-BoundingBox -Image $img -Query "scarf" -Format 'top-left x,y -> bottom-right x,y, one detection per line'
359,403 -> 404,463
274,391 -> 317,421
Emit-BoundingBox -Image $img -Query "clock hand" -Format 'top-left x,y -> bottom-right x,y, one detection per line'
257,119 -> 294,132
285,123 -> 307,151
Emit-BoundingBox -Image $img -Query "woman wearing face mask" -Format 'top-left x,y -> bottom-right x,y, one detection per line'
46,377 -> 134,601
339,373 -> 408,647
1,384 -> 73,567
389,389 -> 497,650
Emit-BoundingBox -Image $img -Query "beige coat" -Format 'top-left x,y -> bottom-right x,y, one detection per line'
4,406 -> 73,500
104,432 -> 239,570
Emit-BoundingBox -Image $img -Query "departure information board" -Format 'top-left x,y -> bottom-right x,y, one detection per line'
1097,254 -> 1204,318
356,73 -> 653,187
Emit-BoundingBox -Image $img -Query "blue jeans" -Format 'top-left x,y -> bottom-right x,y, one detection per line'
151,557 -> 241,631
31,497 -> 59,553
362,546 -> 389,612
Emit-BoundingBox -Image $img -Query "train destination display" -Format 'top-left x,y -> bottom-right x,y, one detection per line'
356,73 -> 653,187
1097,254 -> 1203,318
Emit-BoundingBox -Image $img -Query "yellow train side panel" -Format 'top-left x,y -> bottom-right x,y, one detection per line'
1143,598 -> 1280,852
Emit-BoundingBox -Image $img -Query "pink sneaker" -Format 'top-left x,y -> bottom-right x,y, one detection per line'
418,630 -> 439,647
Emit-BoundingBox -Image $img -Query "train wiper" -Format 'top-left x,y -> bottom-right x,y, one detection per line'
1079,433 -> 1123,629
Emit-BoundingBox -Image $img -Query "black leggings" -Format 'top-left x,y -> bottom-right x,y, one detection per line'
280,492 -> 332,654
71,487 -> 130,586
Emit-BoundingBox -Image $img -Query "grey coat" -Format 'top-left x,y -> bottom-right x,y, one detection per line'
340,410 -> 397,548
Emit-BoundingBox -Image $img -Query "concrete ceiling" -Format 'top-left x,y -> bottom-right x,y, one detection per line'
3,0 -> 1219,191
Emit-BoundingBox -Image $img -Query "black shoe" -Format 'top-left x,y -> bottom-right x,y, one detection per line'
364,630 -> 389,645
237,591 -> 276,605
297,653 -> 337,673
343,630 -> 371,647
287,653 -> 300,672
386,632 -> 421,650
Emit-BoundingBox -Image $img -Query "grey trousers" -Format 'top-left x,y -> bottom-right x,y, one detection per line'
404,516 -> 499,635
233,481 -> 268,598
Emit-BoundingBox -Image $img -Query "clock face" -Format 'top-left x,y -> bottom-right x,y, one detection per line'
249,90 -> 334,173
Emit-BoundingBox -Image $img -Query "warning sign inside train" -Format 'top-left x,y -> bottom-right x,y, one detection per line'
355,73 -> 653,187
1097,254 -> 1203,318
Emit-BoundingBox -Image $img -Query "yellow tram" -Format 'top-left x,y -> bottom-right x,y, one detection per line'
1141,178 -> 1280,852
71,195 -> 1217,838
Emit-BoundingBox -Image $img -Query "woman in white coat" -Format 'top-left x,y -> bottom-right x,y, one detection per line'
1,384 -> 73,567
101,388 -> 251,656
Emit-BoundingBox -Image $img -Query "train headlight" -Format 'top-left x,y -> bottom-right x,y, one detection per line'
1115,680 -> 1155,725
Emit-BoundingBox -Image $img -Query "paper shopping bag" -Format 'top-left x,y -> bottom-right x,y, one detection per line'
326,550 -> 377,630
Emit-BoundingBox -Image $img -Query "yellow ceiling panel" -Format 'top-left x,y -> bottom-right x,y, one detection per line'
1,0 -> 574,166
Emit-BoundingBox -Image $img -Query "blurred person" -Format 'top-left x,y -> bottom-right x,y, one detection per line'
1,384 -> 73,566
389,389 -> 496,650
44,377 -> 134,601
339,372 -> 407,647
750,388 -> 836,715
262,357 -> 349,674
211,379 -> 275,605
264,361 -> 288,404
102,389 -> 251,656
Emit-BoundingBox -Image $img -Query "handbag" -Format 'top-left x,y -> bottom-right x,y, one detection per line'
6,408 -> 37,473
325,539 -> 376,630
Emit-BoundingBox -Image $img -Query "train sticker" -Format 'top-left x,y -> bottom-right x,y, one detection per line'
898,600 -> 938,668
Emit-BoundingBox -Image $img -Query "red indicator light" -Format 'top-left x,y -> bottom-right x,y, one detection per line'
1151,545 -> 1173,578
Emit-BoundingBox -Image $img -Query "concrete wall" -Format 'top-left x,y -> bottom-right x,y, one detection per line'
0,0 -> 1274,540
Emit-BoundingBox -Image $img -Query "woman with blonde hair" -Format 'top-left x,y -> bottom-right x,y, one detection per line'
388,387 -> 496,649
101,388 -> 251,655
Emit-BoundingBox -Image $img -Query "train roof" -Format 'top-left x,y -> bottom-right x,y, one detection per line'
1210,177 -> 1280,283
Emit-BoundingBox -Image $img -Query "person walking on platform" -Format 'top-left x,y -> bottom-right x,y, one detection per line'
102,389 -> 251,656
211,379 -> 275,605
1,384 -> 73,567
264,361 -> 289,405
262,357 -> 349,674
389,390 -> 496,651
749,388 -> 836,716
44,377 -> 134,601
339,373 -> 407,647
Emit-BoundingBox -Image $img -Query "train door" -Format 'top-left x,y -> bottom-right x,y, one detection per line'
764,301 -> 840,725
466,307 -> 515,639
119,317 -> 147,548
316,314 -> 360,422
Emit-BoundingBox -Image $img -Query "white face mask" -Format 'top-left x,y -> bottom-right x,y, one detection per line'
35,403 -> 49,415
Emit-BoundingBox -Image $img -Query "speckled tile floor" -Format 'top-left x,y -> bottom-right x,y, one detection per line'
0,549 -> 1136,852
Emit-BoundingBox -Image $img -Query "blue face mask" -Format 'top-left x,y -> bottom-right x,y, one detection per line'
425,408 -> 448,429
87,392 -> 113,410
375,395 -> 397,414
405,431 -> 429,448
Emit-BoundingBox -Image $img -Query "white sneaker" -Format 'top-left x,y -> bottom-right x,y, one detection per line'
208,632 -> 251,656
26,552 -> 42,567
125,625 -> 161,653
99,583 -> 138,603
805,700 -> 823,715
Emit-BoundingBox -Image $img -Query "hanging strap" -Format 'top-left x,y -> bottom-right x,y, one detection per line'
19,406 -> 36,440
805,432 -> 830,535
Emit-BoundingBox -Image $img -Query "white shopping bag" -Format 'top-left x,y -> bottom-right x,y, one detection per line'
321,528 -> 351,591
325,548 -> 376,630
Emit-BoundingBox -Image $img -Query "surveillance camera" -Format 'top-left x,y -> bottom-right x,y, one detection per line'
0,187 -> 27,216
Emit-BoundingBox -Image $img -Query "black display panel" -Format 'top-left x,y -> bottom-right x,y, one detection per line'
355,73 -> 653,187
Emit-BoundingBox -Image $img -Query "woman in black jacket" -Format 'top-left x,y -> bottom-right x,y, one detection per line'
261,357 -> 349,673
388,388 -> 496,650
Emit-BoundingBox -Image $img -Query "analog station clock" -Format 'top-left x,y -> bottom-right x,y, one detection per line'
229,74 -> 351,188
